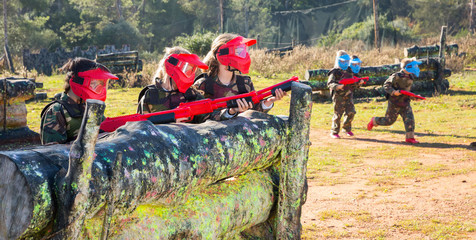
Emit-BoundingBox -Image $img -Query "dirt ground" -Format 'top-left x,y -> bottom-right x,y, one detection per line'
301,129 -> 476,239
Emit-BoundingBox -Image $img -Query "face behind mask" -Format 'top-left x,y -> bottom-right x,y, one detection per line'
336,54 -> 351,70
350,57 -> 362,74
70,67 -> 119,102
216,36 -> 257,74
164,53 -> 209,93
404,61 -> 422,77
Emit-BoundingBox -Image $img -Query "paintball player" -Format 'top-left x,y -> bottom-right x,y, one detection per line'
137,46 -> 210,123
327,51 -> 365,139
40,58 -> 118,144
367,57 -> 422,144
194,33 -> 286,120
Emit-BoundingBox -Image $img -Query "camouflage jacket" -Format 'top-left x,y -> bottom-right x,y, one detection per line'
327,68 -> 360,98
40,93 -> 85,144
384,70 -> 414,107
137,80 -> 210,123
193,74 -> 271,121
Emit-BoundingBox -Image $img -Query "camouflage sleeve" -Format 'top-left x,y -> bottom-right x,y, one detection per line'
192,78 -> 211,98
40,104 -> 68,145
327,72 -> 341,91
137,90 -> 152,114
383,74 -> 397,95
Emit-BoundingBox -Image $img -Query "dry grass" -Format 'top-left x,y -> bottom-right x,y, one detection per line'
248,37 -> 476,80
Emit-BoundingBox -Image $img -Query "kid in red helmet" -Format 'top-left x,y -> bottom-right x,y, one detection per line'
40,58 -> 117,144
216,36 -> 256,74
137,46 -> 210,123
193,33 -> 286,121
69,66 -> 118,102
164,53 -> 208,93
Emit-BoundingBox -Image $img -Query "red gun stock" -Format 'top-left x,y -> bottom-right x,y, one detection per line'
399,90 -> 426,100
339,76 -> 369,85
99,76 -> 299,132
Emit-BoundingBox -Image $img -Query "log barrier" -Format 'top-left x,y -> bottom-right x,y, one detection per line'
0,82 -> 312,239
0,77 -> 40,144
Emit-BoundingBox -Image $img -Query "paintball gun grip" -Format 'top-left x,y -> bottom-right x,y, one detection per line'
226,96 -> 254,108
147,113 -> 176,124
271,81 -> 293,96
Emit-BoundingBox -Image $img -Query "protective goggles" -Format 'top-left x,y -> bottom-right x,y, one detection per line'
350,57 -> 362,73
165,53 -> 208,93
216,36 -> 256,73
404,60 -> 422,77
71,67 -> 118,101
337,54 -> 351,70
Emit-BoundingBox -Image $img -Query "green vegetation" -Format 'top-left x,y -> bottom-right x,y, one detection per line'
1,0 -> 473,57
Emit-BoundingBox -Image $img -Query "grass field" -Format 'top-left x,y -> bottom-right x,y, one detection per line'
20,69 -> 476,239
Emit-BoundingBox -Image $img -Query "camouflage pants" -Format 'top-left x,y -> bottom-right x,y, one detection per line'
331,94 -> 356,134
375,101 -> 415,133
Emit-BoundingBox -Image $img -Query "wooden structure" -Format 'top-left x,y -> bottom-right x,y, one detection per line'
0,77 -> 39,144
404,43 -> 459,58
95,51 -> 143,74
22,45 -> 133,76
265,46 -> 294,57
0,82 -> 312,239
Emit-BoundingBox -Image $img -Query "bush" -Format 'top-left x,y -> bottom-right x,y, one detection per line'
173,32 -> 217,56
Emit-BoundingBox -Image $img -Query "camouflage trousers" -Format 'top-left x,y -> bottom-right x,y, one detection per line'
375,101 -> 415,133
331,94 -> 356,134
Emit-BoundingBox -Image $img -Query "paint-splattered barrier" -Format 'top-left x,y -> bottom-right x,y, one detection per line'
0,82 -> 312,239
302,57 -> 450,100
404,43 -> 459,58
0,77 -> 40,144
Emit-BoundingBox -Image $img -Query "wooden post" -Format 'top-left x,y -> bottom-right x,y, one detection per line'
435,26 -> 448,94
277,82 -> 312,239
373,0 -> 380,51
53,99 -> 106,240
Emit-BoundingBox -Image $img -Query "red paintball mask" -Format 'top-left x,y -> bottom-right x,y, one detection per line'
216,36 -> 256,74
70,67 -> 118,102
165,54 -> 209,93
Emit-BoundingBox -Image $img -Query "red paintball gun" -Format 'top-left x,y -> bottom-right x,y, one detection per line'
339,76 -> 369,85
399,90 -> 426,100
100,76 -> 299,132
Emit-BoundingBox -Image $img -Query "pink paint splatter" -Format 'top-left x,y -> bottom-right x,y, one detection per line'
151,176 -> 157,183
259,137 -> 266,146
128,146 -> 134,151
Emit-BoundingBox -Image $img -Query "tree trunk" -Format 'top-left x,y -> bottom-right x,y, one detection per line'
470,0 -> 474,33
3,0 -> 14,73
219,0 -> 224,33
373,0 -> 380,51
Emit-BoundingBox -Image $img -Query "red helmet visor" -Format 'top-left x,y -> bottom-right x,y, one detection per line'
165,54 -> 208,93
71,67 -> 118,101
216,36 -> 256,73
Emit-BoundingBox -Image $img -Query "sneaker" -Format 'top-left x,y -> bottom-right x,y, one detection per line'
330,133 -> 341,139
346,131 -> 354,137
405,138 -> 420,144
367,117 -> 375,131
